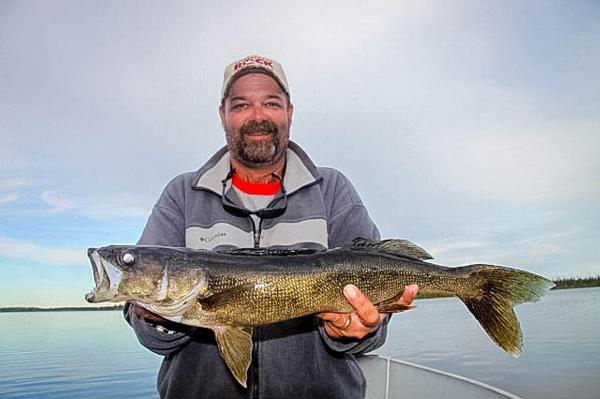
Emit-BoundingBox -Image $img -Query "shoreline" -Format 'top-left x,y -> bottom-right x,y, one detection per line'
2,283 -> 598,312
0,305 -> 124,313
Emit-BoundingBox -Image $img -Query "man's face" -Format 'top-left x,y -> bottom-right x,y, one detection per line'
219,73 -> 293,168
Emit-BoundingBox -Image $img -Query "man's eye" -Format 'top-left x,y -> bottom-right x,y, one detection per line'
266,102 -> 281,108
232,103 -> 247,110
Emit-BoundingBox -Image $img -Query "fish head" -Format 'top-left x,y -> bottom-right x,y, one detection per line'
85,245 -> 206,305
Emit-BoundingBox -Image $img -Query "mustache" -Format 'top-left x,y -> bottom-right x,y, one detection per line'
239,120 -> 278,136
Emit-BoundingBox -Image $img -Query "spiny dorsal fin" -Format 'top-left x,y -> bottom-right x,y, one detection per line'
351,237 -> 434,261
212,326 -> 254,387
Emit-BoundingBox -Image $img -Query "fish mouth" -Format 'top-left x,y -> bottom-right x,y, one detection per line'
85,248 -> 123,303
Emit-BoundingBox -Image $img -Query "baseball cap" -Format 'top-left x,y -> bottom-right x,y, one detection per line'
221,55 -> 290,101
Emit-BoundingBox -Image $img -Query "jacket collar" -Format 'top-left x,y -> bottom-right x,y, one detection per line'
192,141 -> 322,196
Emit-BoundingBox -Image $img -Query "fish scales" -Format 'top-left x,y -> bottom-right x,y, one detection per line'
85,238 -> 553,387
196,250 -> 445,326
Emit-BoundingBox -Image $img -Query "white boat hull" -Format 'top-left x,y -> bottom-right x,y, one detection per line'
358,355 -> 522,399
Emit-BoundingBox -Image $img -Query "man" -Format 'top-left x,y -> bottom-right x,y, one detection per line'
124,55 -> 418,398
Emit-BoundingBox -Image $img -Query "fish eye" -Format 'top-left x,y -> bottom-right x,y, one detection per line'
121,252 -> 136,266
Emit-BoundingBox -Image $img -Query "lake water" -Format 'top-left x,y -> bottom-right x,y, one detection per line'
376,286 -> 600,399
0,287 -> 598,399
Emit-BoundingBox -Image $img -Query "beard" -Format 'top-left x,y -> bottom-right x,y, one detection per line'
227,119 -> 288,167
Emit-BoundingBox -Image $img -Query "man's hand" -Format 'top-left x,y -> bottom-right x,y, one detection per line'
318,284 -> 419,340
129,302 -> 184,331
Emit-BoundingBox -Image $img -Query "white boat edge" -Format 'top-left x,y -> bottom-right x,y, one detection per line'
357,354 -> 523,399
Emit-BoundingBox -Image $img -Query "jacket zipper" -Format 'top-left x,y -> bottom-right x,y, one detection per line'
252,328 -> 260,398
249,216 -> 263,248
249,215 -> 261,398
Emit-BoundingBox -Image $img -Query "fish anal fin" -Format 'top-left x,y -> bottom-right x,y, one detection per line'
213,326 -> 254,387
351,237 -> 434,261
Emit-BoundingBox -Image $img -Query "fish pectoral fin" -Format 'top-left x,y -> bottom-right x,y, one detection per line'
375,302 -> 416,313
374,291 -> 417,314
200,283 -> 257,309
375,294 -> 416,313
213,326 -> 254,387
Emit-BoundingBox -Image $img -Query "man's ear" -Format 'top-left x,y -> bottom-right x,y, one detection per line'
219,104 -> 226,130
287,102 -> 294,125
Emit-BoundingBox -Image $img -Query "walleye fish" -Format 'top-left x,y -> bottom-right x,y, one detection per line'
85,238 -> 553,387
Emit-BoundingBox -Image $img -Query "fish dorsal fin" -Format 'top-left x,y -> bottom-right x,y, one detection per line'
212,326 -> 254,387
351,237 -> 433,261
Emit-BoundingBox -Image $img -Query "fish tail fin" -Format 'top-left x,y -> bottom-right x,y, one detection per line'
454,264 -> 554,357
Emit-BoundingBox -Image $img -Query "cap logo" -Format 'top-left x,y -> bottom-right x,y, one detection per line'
234,56 -> 274,72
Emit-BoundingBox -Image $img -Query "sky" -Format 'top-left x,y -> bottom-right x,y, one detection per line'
1,0 -> 599,307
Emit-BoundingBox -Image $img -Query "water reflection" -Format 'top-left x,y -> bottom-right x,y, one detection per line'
0,288 -> 598,398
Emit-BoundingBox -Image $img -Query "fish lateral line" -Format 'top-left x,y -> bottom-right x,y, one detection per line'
84,241 -> 554,387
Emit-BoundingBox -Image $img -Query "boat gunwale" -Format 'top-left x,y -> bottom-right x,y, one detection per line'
358,354 -> 523,399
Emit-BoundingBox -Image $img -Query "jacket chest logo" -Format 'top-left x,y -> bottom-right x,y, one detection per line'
198,232 -> 227,243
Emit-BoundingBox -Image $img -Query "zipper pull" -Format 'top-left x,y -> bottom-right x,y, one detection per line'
253,231 -> 260,248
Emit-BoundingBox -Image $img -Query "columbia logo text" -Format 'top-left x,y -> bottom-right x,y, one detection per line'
198,232 -> 226,243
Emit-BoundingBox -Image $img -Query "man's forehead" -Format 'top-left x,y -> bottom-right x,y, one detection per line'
226,73 -> 287,99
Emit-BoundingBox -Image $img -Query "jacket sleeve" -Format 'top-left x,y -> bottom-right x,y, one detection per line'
124,175 -> 192,355
123,302 -> 194,356
137,175 -> 187,247
318,169 -> 388,354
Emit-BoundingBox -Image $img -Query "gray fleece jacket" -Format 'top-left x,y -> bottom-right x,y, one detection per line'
124,141 -> 387,399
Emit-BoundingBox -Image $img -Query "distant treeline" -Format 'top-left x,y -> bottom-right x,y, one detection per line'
2,277 -> 599,311
552,275 -> 600,290
0,305 -> 124,313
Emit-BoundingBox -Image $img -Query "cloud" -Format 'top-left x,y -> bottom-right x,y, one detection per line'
0,181 -> 152,220
79,198 -> 150,219
39,190 -> 150,219
0,177 -> 32,190
0,193 -> 19,205
0,177 -> 34,205
0,143 -> 30,172
425,236 -> 563,266
419,219 -> 600,280
0,236 -> 86,266
436,122 -> 600,204
40,190 -> 74,212
0,0 -> 598,290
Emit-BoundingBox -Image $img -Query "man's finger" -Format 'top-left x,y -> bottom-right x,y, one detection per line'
317,312 -> 350,329
343,284 -> 380,328
134,306 -> 165,324
131,303 -> 182,330
397,284 -> 419,305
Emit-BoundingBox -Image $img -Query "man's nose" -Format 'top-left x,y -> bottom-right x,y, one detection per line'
250,104 -> 267,120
